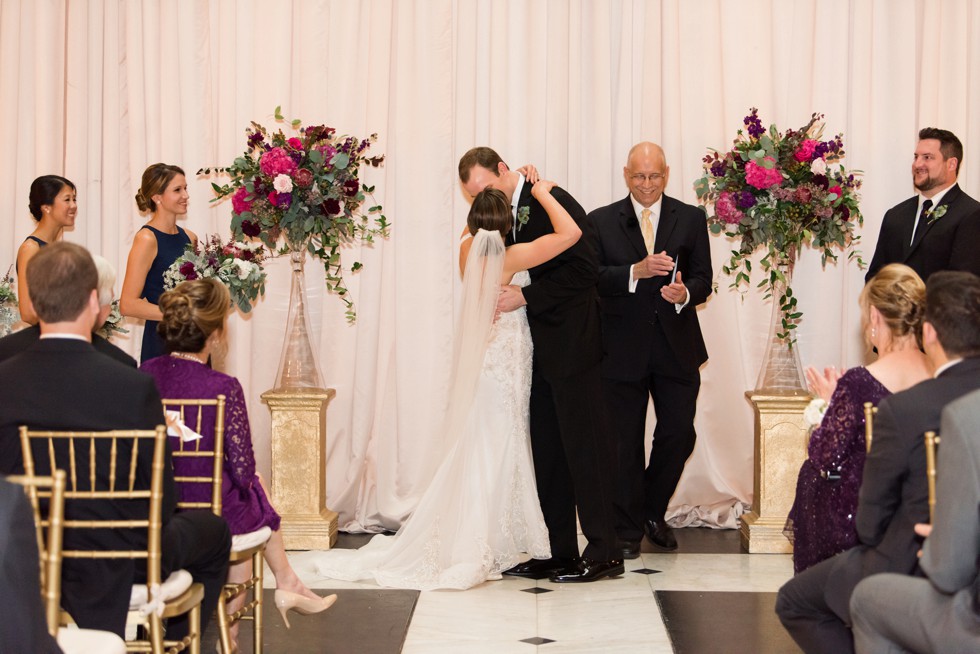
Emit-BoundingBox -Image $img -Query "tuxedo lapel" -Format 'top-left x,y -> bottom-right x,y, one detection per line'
908,184 -> 962,256
653,196 -> 679,254
616,197 -> 648,260
511,183 -> 535,245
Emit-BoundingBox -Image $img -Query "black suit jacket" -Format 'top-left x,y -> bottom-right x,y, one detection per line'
824,356 -> 980,620
511,182 -> 603,379
0,324 -> 136,367
590,194 -> 713,378
866,183 -> 980,282
0,338 -> 172,633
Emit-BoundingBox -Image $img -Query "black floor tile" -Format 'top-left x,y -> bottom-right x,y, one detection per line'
203,588 -> 418,654
656,591 -> 800,654
663,526 -> 744,554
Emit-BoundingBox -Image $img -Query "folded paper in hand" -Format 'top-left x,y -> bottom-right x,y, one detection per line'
165,410 -> 203,442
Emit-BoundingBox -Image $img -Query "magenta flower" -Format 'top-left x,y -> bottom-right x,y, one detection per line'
828,185 -> 842,200
715,191 -> 744,225
259,147 -> 297,177
179,261 -> 198,280
287,137 -> 304,150
745,158 -> 783,189
794,139 -> 817,162
231,187 -> 252,215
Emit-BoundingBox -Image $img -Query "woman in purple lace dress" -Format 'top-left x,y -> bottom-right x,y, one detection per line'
140,279 -> 335,648
786,264 -> 931,574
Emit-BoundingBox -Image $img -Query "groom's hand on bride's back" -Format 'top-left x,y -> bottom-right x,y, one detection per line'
497,285 -> 527,314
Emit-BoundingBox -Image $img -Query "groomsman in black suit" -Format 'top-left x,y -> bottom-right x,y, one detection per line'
776,271 -> 980,654
589,142 -> 713,556
458,147 -> 622,583
866,127 -> 980,282
0,242 -> 230,639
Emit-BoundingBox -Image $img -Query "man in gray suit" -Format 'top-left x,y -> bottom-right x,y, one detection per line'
849,389 -> 980,653
776,271 -> 980,653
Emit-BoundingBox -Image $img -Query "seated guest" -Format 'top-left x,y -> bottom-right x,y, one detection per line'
786,264 -> 930,573
0,242 -> 230,639
850,389 -> 980,654
141,279 -> 335,648
0,254 -> 135,367
776,270 -> 980,654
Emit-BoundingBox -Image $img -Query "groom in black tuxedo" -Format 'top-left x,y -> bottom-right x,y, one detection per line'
458,147 -> 622,583
0,242 -> 230,638
866,127 -> 980,282
589,142 -> 713,556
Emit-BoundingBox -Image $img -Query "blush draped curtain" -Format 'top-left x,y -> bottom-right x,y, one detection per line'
2,0 -> 978,531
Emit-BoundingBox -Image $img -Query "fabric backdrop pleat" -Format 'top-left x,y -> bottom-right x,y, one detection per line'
1,0 -> 978,531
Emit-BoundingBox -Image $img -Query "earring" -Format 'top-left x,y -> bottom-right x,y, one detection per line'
871,326 -> 877,340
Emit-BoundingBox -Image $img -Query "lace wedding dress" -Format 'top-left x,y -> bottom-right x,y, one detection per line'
311,230 -> 550,590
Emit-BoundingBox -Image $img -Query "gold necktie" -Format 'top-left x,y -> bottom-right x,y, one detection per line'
640,208 -> 654,253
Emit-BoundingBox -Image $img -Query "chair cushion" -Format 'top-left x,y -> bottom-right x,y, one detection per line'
57,626 -> 127,654
129,569 -> 194,613
231,526 -> 273,553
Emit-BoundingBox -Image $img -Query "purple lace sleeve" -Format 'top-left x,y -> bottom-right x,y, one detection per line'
807,369 -> 881,472
223,378 -> 257,489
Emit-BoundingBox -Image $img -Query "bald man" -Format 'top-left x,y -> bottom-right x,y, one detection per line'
589,142 -> 713,556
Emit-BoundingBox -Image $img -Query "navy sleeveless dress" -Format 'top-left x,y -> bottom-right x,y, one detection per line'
16,236 -> 48,274
139,225 -> 190,362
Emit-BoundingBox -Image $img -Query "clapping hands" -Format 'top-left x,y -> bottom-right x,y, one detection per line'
805,366 -> 842,402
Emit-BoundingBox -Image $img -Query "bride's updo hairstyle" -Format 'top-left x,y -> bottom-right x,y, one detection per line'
157,278 -> 230,353
135,163 -> 185,213
859,263 -> 926,346
467,188 -> 512,237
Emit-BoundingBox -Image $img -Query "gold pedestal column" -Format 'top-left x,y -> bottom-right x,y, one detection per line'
261,389 -> 338,550
739,391 -> 811,553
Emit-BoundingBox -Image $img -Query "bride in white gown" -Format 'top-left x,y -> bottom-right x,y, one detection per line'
311,180 -> 583,590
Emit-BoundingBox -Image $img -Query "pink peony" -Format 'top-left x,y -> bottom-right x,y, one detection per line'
794,139 -> 817,162
231,187 -> 252,215
259,147 -> 297,177
745,158 -> 783,189
715,191 -> 744,225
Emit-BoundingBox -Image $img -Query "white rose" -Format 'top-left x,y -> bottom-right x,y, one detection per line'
810,158 -> 827,175
273,174 -> 293,193
803,398 -> 828,428
235,260 -> 252,280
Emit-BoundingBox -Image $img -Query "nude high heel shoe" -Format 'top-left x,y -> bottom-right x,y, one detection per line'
274,589 -> 338,629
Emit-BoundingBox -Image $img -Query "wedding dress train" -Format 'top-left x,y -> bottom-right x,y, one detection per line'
311,231 -> 550,590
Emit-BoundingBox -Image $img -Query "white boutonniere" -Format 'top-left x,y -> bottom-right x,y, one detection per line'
925,204 -> 948,225
516,206 -> 530,231
803,398 -> 828,429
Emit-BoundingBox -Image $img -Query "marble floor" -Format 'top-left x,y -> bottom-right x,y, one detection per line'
214,528 -> 802,653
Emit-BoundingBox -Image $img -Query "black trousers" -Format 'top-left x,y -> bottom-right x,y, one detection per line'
529,362 -> 617,561
603,321 -> 700,541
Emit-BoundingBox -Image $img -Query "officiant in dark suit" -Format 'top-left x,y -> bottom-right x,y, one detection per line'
866,127 -> 980,282
0,242 -> 229,639
589,142 -> 713,556
458,147 -> 622,583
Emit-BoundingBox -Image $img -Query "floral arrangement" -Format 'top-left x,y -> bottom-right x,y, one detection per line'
694,108 -> 864,343
0,266 -> 15,306
96,299 -> 128,341
201,107 -> 389,322
803,398 -> 828,429
163,235 -> 267,314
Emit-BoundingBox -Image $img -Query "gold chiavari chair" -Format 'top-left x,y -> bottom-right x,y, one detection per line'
863,402 -> 878,453
20,426 -> 204,654
164,396 -> 267,654
7,470 -> 67,637
925,430 -> 941,523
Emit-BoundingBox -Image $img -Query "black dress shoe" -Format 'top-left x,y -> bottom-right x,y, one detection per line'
643,519 -> 678,551
618,539 -> 640,560
549,558 -> 625,583
502,557 -> 578,579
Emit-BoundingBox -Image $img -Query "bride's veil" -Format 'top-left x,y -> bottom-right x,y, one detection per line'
441,228 -> 505,450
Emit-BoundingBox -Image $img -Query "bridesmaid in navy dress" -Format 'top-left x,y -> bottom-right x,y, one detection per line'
141,279 -> 335,649
120,164 -> 197,362
16,175 -> 77,324
786,264 -> 931,573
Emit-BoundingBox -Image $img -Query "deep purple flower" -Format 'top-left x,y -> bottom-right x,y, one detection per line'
344,179 -> 360,197
179,262 -> 198,280
276,192 -> 292,208
840,206 -> 850,220
241,220 -> 261,237
247,130 -> 265,149
323,198 -> 342,215
736,190 -> 757,209
811,174 -> 829,190
744,108 -> 766,139
710,161 -> 726,177
207,256 -> 218,269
